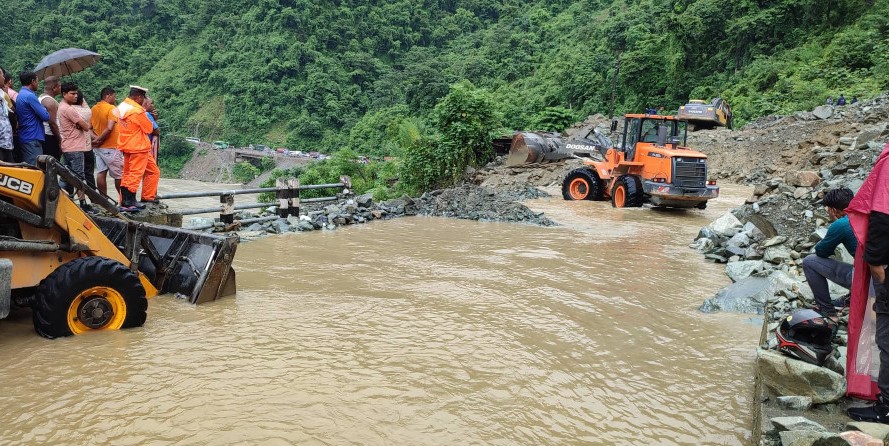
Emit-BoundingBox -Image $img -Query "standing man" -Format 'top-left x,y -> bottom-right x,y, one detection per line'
3,70 -> 17,102
114,86 -> 159,210
846,143 -> 889,422
39,76 -> 62,161
90,87 -> 123,196
57,82 -> 92,210
14,71 -> 49,165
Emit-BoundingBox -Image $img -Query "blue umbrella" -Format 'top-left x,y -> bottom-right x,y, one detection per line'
33,48 -> 101,80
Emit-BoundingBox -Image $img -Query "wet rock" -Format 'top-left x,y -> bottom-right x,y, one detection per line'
762,236 -> 788,247
758,350 -> 846,404
764,245 -> 793,264
325,204 -> 343,215
777,396 -> 814,411
778,430 -> 846,446
710,212 -> 743,237
296,220 -> 315,231
727,232 -> 751,248
725,260 -> 764,282
272,219 -> 290,234
701,270 -> 799,314
771,415 -> 829,433
356,193 -> 373,208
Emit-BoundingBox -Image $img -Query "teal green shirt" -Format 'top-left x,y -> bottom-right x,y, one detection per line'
815,215 -> 857,258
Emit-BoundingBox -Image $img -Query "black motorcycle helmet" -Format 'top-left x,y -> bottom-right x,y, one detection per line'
776,309 -> 835,366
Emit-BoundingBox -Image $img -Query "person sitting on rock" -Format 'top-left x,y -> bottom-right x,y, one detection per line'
803,187 -> 857,322
837,94 -> 847,106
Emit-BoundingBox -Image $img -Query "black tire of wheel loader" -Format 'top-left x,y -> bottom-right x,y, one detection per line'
611,175 -> 644,208
32,256 -> 148,339
562,168 -> 602,201
696,201 -> 707,210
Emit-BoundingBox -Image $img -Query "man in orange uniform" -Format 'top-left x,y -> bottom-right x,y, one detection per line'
114,86 -> 159,210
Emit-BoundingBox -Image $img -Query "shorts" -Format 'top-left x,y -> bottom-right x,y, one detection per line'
94,148 -> 123,179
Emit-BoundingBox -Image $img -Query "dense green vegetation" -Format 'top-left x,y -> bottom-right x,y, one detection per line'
157,136 -> 194,177
4,0 -> 887,196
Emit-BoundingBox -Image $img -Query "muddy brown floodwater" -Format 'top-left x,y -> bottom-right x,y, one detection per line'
0,181 -> 759,445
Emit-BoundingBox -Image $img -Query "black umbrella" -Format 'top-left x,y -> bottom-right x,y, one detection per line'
33,48 -> 101,80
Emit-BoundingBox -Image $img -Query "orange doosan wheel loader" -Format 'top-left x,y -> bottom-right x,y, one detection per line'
0,156 -> 238,338
562,113 -> 719,209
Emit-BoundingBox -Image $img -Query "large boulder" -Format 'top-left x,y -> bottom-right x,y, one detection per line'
785,171 -> 822,187
854,124 -> 887,150
812,105 -> 834,120
725,260 -> 765,282
757,349 -> 846,404
700,270 -> 800,313
764,245 -> 793,264
709,212 -> 744,237
779,431 -> 848,446
771,416 -> 828,433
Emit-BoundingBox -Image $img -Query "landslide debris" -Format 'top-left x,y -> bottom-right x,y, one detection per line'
688,94 -> 889,443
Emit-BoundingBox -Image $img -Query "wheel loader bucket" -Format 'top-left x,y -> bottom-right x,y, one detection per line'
92,216 -> 238,304
507,132 -> 558,166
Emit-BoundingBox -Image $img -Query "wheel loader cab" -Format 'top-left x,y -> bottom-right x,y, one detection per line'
621,116 -> 688,162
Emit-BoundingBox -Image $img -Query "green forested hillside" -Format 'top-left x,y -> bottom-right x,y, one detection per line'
3,0 -> 887,156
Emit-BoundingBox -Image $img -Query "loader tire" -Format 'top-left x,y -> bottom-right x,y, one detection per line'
562,168 -> 602,201
32,256 -> 148,339
611,175 -> 644,208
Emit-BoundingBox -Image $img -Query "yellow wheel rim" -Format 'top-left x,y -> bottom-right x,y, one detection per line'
569,178 -> 589,199
614,185 -> 626,207
67,286 -> 127,334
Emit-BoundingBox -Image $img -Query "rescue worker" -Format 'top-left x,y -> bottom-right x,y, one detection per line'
114,86 -> 159,211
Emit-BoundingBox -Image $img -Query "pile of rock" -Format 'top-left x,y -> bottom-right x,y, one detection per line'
692,101 -> 889,445
190,184 -> 554,240
688,94 -> 889,185
695,120 -> 887,320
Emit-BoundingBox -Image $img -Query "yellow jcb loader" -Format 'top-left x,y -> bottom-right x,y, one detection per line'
0,156 -> 238,338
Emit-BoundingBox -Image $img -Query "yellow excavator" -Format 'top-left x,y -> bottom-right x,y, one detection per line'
677,97 -> 733,131
0,156 -> 238,338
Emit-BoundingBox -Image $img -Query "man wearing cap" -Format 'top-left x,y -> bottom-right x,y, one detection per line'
114,85 -> 159,210
91,87 -> 123,196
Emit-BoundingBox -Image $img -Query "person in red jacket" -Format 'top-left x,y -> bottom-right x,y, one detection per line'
846,142 -> 889,422
114,85 -> 159,211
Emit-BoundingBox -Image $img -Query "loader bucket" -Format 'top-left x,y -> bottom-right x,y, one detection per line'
507,132 -> 549,166
506,132 -> 580,166
92,216 -> 238,304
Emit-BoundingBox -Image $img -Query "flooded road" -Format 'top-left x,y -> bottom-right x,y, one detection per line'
0,182 -> 759,445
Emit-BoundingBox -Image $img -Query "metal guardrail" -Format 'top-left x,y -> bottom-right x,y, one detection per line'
156,176 -> 353,230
